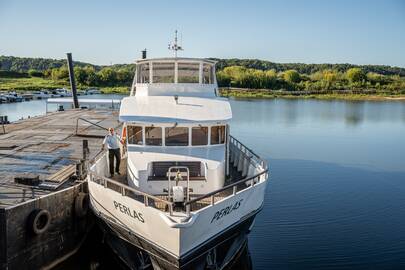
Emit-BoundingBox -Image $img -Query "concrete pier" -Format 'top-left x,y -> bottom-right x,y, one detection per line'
0,109 -> 120,270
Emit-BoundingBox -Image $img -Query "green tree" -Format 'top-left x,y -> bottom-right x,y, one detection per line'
283,70 -> 300,83
74,67 -> 87,85
98,67 -> 117,86
346,68 -> 366,83
81,66 -> 98,86
28,69 -> 43,77
367,72 -> 388,85
216,71 -> 231,87
116,69 -> 133,85
51,66 -> 69,80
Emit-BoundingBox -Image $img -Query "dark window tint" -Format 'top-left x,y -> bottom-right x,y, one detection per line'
192,127 -> 208,145
127,126 -> 143,145
165,127 -> 189,146
211,126 -> 225,144
145,126 -> 162,146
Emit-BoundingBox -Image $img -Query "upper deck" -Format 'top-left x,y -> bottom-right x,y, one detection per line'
131,57 -> 218,98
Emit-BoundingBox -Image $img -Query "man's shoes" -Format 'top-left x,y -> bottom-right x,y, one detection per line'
116,171 -> 121,175
110,174 -> 114,178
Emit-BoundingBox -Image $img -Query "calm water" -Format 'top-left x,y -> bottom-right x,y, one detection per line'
2,97 -> 405,269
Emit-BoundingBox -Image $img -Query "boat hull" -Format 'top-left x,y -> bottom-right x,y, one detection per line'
95,208 -> 258,269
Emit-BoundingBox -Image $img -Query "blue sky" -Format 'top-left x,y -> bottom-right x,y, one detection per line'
0,0 -> 404,67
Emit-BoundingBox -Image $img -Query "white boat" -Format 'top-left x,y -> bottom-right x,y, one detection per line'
53,88 -> 72,97
88,40 -> 269,270
32,90 -> 51,99
85,88 -> 101,95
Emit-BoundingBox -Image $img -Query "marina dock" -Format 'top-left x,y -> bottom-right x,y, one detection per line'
0,108 -> 121,270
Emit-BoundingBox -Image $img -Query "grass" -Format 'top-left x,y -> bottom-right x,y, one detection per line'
0,77 -> 130,94
220,89 -> 405,101
0,77 -> 69,91
100,87 -> 130,94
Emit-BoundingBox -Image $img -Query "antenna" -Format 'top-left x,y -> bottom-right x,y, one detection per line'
168,30 -> 183,58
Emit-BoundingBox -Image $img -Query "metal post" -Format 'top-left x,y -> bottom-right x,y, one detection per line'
82,140 -> 89,160
66,53 -> 79,109
144,196 -> 149,206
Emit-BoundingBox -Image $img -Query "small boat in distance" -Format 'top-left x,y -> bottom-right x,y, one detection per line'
52,88 -> 72,97
88,33 -> 269,269
85,88 -> 101,95
32,90 -> 51,99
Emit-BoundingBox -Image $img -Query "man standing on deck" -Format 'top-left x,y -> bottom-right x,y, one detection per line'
102,127 -> 121,177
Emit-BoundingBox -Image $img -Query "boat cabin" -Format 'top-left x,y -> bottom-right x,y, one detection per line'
130,58 -> 218,97
120,57 -> 231,197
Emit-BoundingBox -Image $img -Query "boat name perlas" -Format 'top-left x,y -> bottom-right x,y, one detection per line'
211,199 -> 243,223
114,201 -> 145,223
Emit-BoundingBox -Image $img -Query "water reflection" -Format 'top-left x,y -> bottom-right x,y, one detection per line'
344,101 -> 365,126
56,226 -> 253,270
230,98 -> 405,128
249,158 -> 405,270
230,98 -> 405,172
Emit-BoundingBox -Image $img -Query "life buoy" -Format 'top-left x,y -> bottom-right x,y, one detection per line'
28,209 -> 51,235
74,192 -> 89,218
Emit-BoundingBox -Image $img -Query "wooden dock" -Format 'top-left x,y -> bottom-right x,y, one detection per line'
0,108 -> 121,270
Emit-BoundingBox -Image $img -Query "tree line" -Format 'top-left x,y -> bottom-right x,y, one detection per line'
1,55 -> 404,91
216,66 -> 405,92
44,65 -> 135,87
2,55 -> 405,77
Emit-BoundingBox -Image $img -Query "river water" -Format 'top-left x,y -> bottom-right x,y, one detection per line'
1,96 -> 405,269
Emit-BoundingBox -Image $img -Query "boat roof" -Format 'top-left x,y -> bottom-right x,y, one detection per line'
119,96 -> 231,124
136,57 -> 217,64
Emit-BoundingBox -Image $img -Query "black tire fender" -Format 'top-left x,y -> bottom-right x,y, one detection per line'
74,192 -> 89,218
28,209 -> 51,235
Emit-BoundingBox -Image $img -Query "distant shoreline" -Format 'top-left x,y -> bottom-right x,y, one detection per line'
219,88 -> 405,101
1,79 -> 405,102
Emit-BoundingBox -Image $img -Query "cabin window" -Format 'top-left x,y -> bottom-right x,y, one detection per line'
203,64 -> 214,84
145,126 -> 162,146
178,63 -> 200,83
127,126 -> 143,145
211,126 -> 225,144
138,63 -> 150,83
165,127 -> 189,146
192,126 -> 208,146
153,62 -> 175,83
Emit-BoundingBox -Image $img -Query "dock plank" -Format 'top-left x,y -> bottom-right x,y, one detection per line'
0,109 -> 121,207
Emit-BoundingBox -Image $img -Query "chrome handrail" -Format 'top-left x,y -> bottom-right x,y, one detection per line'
184,170 -> 268,207
167,166 -> 190,202
89,136 -> 269,217
89,171 -> 175,215
184,136 -> 269,214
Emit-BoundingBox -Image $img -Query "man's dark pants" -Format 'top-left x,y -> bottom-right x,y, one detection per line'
108,148 -> 121,175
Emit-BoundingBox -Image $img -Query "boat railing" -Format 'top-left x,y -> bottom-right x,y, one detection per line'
184,135 -> 269,215
75,117 -> 108,135
88,152 -> 175,215
89,172 -> 176,215
88,135 -> 268,218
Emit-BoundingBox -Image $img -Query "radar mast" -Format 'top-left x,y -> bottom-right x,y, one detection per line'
168,30 -> 183,58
